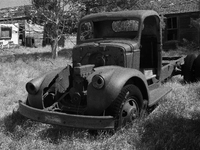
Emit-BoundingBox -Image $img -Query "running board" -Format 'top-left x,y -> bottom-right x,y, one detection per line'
148,86 -> 172,107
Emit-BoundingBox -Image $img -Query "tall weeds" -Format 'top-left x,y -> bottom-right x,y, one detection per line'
1,49 -> 200,149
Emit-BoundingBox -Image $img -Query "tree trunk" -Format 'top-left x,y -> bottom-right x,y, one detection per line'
51,38 -> 58,59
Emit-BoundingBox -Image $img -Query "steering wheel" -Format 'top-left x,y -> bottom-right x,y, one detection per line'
88,53 -> 106,67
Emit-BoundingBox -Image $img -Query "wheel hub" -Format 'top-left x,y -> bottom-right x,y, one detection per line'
121,98 -> 139,124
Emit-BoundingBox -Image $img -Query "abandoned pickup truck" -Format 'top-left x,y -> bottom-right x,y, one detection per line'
18,10 -> 200,130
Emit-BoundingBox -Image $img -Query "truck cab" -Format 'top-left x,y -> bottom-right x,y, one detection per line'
73,10 -> 162,88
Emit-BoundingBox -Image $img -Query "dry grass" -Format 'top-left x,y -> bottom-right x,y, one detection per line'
138,78 -> 200,150
0,45 -> 200,149
163,43 -> 200,56
0,57 -> 137,150
0,36 -> 76,56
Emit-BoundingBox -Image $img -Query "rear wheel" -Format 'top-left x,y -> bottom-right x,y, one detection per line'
194,54 -> 200,81
183,54 -> 196,82
107,85 -> 143,130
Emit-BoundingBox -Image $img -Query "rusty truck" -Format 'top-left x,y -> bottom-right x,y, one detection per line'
18,10 -> 200,130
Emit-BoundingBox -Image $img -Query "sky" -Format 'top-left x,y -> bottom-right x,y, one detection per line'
0,0 -> 31,9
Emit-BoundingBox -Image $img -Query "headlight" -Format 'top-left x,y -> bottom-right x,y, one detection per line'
26,82 -> 38,95
25,75 -> 45,95
92,75 -> 105,89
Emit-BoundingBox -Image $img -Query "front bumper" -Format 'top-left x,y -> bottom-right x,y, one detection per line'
18,100 -> 115,130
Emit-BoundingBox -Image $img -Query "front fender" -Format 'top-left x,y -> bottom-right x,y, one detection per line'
85,66 -> 149,115
27,66 -> 68,109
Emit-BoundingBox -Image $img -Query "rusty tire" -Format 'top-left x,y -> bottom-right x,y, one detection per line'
107,85 -> 143,131
194,54 -> 200,81
183,54 -> 196,82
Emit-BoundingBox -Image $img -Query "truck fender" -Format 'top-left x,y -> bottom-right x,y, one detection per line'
27,66 -> 69,109
85,66 -> 149,115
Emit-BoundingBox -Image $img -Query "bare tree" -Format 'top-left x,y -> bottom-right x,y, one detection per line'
29,0 -> 84,59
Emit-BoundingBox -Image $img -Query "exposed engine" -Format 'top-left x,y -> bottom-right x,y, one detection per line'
41,64 -> 95,114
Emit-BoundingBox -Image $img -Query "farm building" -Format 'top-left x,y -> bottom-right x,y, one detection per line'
157,0 -> 200,48
0,5 -> 44,49
0,5 -> 67,49
133,0 -> 200,48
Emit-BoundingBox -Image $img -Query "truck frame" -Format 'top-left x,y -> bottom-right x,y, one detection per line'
18,10 -> 199,131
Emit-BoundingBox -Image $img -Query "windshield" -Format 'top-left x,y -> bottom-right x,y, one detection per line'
79,19 -> 139,41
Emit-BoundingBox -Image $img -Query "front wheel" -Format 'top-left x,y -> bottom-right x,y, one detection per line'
107,85 -> 143,130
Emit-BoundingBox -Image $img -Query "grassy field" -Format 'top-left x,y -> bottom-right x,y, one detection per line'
0,35 -> 75,56
1,45 -> 200,149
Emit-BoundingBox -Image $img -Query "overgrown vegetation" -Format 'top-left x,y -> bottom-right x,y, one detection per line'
0,46 -> 200,149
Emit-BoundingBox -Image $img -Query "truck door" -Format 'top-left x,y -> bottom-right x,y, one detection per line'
140,15 -> 162,80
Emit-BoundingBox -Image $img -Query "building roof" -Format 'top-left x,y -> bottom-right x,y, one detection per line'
0,0 -> 31,21
0,5 -> 32,21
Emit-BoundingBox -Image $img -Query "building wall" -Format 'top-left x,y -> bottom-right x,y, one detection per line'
0,23 -> 19,48
163,12 -> 200,48
25,20 -> 44,47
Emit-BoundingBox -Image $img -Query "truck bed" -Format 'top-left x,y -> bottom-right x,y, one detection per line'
162,56 -> 185,66
145,56 -> 185,106
160,55 -> 185,81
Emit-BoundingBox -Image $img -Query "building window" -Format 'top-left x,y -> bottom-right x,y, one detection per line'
0,26 -> 12,39
166,17 -> 178,41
